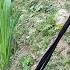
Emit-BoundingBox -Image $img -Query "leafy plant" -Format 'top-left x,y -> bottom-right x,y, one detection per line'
20,55 -> 34,70
0,0 -> 20,70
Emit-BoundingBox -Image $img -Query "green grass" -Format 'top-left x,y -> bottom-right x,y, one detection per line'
20,55 -> 34,70
0,0 -> 20,70
0,0 -> 11,70
12,0 -> 70,70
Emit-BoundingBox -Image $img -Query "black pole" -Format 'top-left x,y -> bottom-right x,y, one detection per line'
35,16 -> 70,70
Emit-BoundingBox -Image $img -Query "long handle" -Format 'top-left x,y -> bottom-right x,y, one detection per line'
35,16 -> 70,70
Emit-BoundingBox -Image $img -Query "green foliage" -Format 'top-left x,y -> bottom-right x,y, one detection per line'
15,0 -> 58,61
37,15 -> 56,36
22,0 -> 57,14
28,14 -> 57,53
0,0 -> 20,70
12,0 -> 70,70
20,55 -> 34,70
64,32 -> 70,44
63,58 -> 70,65
0,0 -> 11,70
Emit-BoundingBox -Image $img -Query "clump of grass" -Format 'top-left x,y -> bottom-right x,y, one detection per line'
20,55 -> 34,70
0,0 -> 20,70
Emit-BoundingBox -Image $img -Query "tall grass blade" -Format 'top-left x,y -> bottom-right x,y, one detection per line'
0,0 -> 20,70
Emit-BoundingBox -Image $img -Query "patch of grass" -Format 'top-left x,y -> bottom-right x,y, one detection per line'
22,0 -> 57,14
27,14 -> 58,56
20,55 -> 34,70
12,0 -> 70,70
64,32 -> 70,44
15,0 -> 59,67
